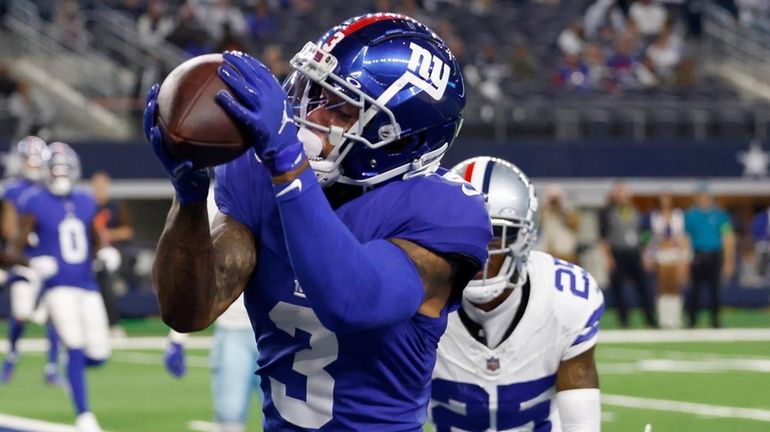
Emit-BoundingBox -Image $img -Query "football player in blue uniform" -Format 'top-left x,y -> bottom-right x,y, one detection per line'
14,142 -> 109,432
430,157 -> 604,432
1,136 -> 61,385
145,13 -> 491,431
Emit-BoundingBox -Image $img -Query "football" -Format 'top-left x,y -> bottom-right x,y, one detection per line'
156,53 -> 247,169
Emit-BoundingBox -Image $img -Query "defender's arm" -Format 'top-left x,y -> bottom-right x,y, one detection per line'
154,200 -> 256,332
555,347 -> 601,432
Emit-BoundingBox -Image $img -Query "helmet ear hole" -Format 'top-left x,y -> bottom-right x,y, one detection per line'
385,133 -> 419,156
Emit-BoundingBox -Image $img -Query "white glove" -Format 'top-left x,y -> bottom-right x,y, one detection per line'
97,247 -> 122,273
29,255 -> 58,279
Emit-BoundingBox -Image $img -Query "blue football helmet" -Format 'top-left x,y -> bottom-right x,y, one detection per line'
284,13 -> 466,187
9,136 -> 49,181
451,157 -> 539,304
46,142 -> 81,196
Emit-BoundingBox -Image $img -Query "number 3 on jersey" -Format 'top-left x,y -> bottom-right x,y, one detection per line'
268,302 -> 338,429
58,217 -> 88,264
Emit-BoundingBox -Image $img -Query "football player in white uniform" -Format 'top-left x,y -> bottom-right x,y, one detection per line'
429,157 -> 604,432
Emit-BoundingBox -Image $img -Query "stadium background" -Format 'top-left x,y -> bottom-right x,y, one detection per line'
0,0 -> 769,431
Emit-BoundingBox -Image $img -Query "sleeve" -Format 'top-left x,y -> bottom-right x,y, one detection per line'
392,176 -> 492,311
273,168 -> 425,332
395,175 -> 492,268
561,271 -> 605,361
213,149 -> 268,233
16,187 -> 40,217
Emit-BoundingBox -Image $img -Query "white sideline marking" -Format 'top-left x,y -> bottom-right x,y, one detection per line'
600,358 -> 770,374
0,413 -> 113,432
15,350 -> 212,369
115,351 -> 211,368
603,394 -> 770,422
599,329 -> 770,343
602,347 -> 770,361
0,337 -> 214,353
188,420 -> 215,431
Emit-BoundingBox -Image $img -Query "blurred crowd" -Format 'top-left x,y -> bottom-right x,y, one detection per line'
536,181 -> 770,329
0,65 -> 54,141
553,0 -> 699,93
1,0 -> 764,122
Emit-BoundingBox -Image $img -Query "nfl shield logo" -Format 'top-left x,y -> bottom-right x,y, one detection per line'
486,357 -> 500,372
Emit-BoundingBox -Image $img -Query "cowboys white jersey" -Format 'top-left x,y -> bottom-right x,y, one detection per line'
429,251 -> 605,432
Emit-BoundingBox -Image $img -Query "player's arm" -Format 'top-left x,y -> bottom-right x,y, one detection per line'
263,160 -> 461,331
0,213 -> 35,268
390,238 -> 457,317
154,200 -> 256,332
143,83 -> 257,332
555,347 -> 601,432
721,217 -> 736,278
1,200 -> 18,242
106,203 -> 135,243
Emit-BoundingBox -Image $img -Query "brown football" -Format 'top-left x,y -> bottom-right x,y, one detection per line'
156,53 -> 247,169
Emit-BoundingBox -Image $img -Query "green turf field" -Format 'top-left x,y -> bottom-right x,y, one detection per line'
1,309 -> 769,431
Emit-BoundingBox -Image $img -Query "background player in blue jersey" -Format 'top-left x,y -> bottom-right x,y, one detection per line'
145,13 -> 491,431
11,142 -> 109,432
1,135 -> 60,385
430,157 -> 604,432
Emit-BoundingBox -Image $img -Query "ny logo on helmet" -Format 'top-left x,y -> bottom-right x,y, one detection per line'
406,43 -> 450,101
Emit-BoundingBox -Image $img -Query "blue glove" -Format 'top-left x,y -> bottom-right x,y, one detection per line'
163,341 -> 186,378
143,84 -> 210,204
216,51 -> 306,177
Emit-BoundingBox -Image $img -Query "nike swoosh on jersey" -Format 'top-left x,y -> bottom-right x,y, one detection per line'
276,178 -> 303,197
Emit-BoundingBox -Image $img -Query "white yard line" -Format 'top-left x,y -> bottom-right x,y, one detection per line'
599,329 -> 770,343
13,350 -> 211,369
603,394 -> 770,422
188,420 -> 215,431
114,351 -> 211,368
0,337 -> 213,353
0,413 -> 114,432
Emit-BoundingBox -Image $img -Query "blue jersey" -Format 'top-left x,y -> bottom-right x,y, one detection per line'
3,178 -> 35,206
215,149 -> 491,431
19,186 -> 98,291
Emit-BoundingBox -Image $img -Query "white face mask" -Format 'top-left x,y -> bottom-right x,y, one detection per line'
49,177 -> 73,196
